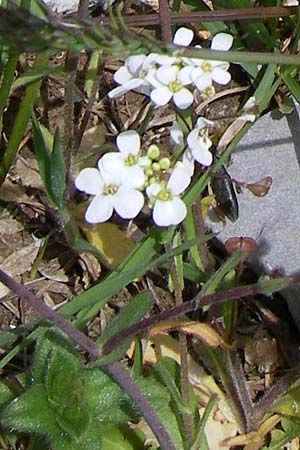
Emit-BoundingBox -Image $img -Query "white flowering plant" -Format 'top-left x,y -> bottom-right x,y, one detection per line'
76,27 -> 239,228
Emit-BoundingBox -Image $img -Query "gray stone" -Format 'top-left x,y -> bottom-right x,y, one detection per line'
209,106 -> 300,327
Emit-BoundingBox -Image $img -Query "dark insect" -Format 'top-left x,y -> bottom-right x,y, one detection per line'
211,164 -> 239,222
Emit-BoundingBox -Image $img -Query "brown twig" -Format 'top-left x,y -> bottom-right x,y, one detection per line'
158,0 -> 172,42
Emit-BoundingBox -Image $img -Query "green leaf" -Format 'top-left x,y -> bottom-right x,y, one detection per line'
102,423 -> 145,450
191,395 -> 218,450
135,373 -> 184,450
0,379 -> 18,406
31,112 -> 53,202
51,418 -> 103,450
83,368 -> 135,423
202,251 -> 243,296
32,328 -> 79,384
49,129 -> 66,208
1,385 -> 59,434
97,291 -> 153,363
31,115 -> 66,208
261,417 -> 300,450
282,69 -> 300,105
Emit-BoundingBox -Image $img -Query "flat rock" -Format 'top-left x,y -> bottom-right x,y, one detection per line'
209,107 -> 300,327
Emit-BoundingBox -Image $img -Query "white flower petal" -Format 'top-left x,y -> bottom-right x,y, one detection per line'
211,33 -> 233,51
145,68 -> 162,88
182,149 -> 195,176
108,78 -> 145,99
126,54 -> 146,75
211,66 -> 231,85
190,67 -> 204,83
187,127 -> 212,151
173,88 -> 193,109
151,86 -> 173,106
173,27 -> 194,46
170,121 -> 184,147
138,155 -> 151,168
178,67 -> 193,85
167,165 -> 191,195
195,117 -> 214,129
85,195 -> 113,223
191,146 -> 213,166
116,130 -> 140,156
153,198 -> 187,226
156,65 -> 178,84
154,55 -> 177,66
99,153 -> 123,181
113,187 -> 144,219
146,182 -> 161,197
75,168 -> 103,195
122,165 -> 145,188
193,73 -> 213,92
114,65 -> 132,85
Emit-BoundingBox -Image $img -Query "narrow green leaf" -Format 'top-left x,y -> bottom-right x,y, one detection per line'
0,53 -> 48,186
191,394 -> 218,450
282,69 -> 300,105
49,129 -> 66,208
31,112 -> 53,203
202,251 -> 243,296
97,291 -> 152,363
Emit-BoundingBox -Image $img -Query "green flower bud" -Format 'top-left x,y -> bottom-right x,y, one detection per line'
147,144 -> 160,160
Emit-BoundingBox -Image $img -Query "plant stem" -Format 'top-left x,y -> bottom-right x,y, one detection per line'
193,201 -> 211,273
167,241 -> 193,448
64,51 -> 79,200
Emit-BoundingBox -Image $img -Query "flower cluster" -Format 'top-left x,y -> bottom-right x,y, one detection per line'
75,118 -> 214,227
108,28 -> 233,108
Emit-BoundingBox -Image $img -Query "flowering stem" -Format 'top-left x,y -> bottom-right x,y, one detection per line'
167,241 -> 193,448
64,51 -> 79,200
177,46 -> 300,66
193,200 -> 212,273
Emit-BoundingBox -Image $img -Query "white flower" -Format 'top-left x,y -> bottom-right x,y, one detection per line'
146,165 -> 191,226
154,27 -> 194,66
75,160 -> 144,224
187,117 -> 214,166
148,65 -> 193,109
108,54 -> 157,99
181,33 -> 233,94
101,130 -> 145,189
170,120 -> 184,147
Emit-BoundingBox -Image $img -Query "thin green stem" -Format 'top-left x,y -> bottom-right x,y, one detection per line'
176,46 -> 300,66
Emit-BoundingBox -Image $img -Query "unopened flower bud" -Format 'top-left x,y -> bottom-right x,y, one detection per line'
147,144 -> 160,160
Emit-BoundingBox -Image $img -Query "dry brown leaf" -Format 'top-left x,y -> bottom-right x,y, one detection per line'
14,158 -> 43,189
0,218 -> 24,235
217,114 -> 255,153
148,320 -> 230,349
204,411 -> 238,450
0,179 -> 42,208
225,414 -> 281,449
0,242 -> 40,298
